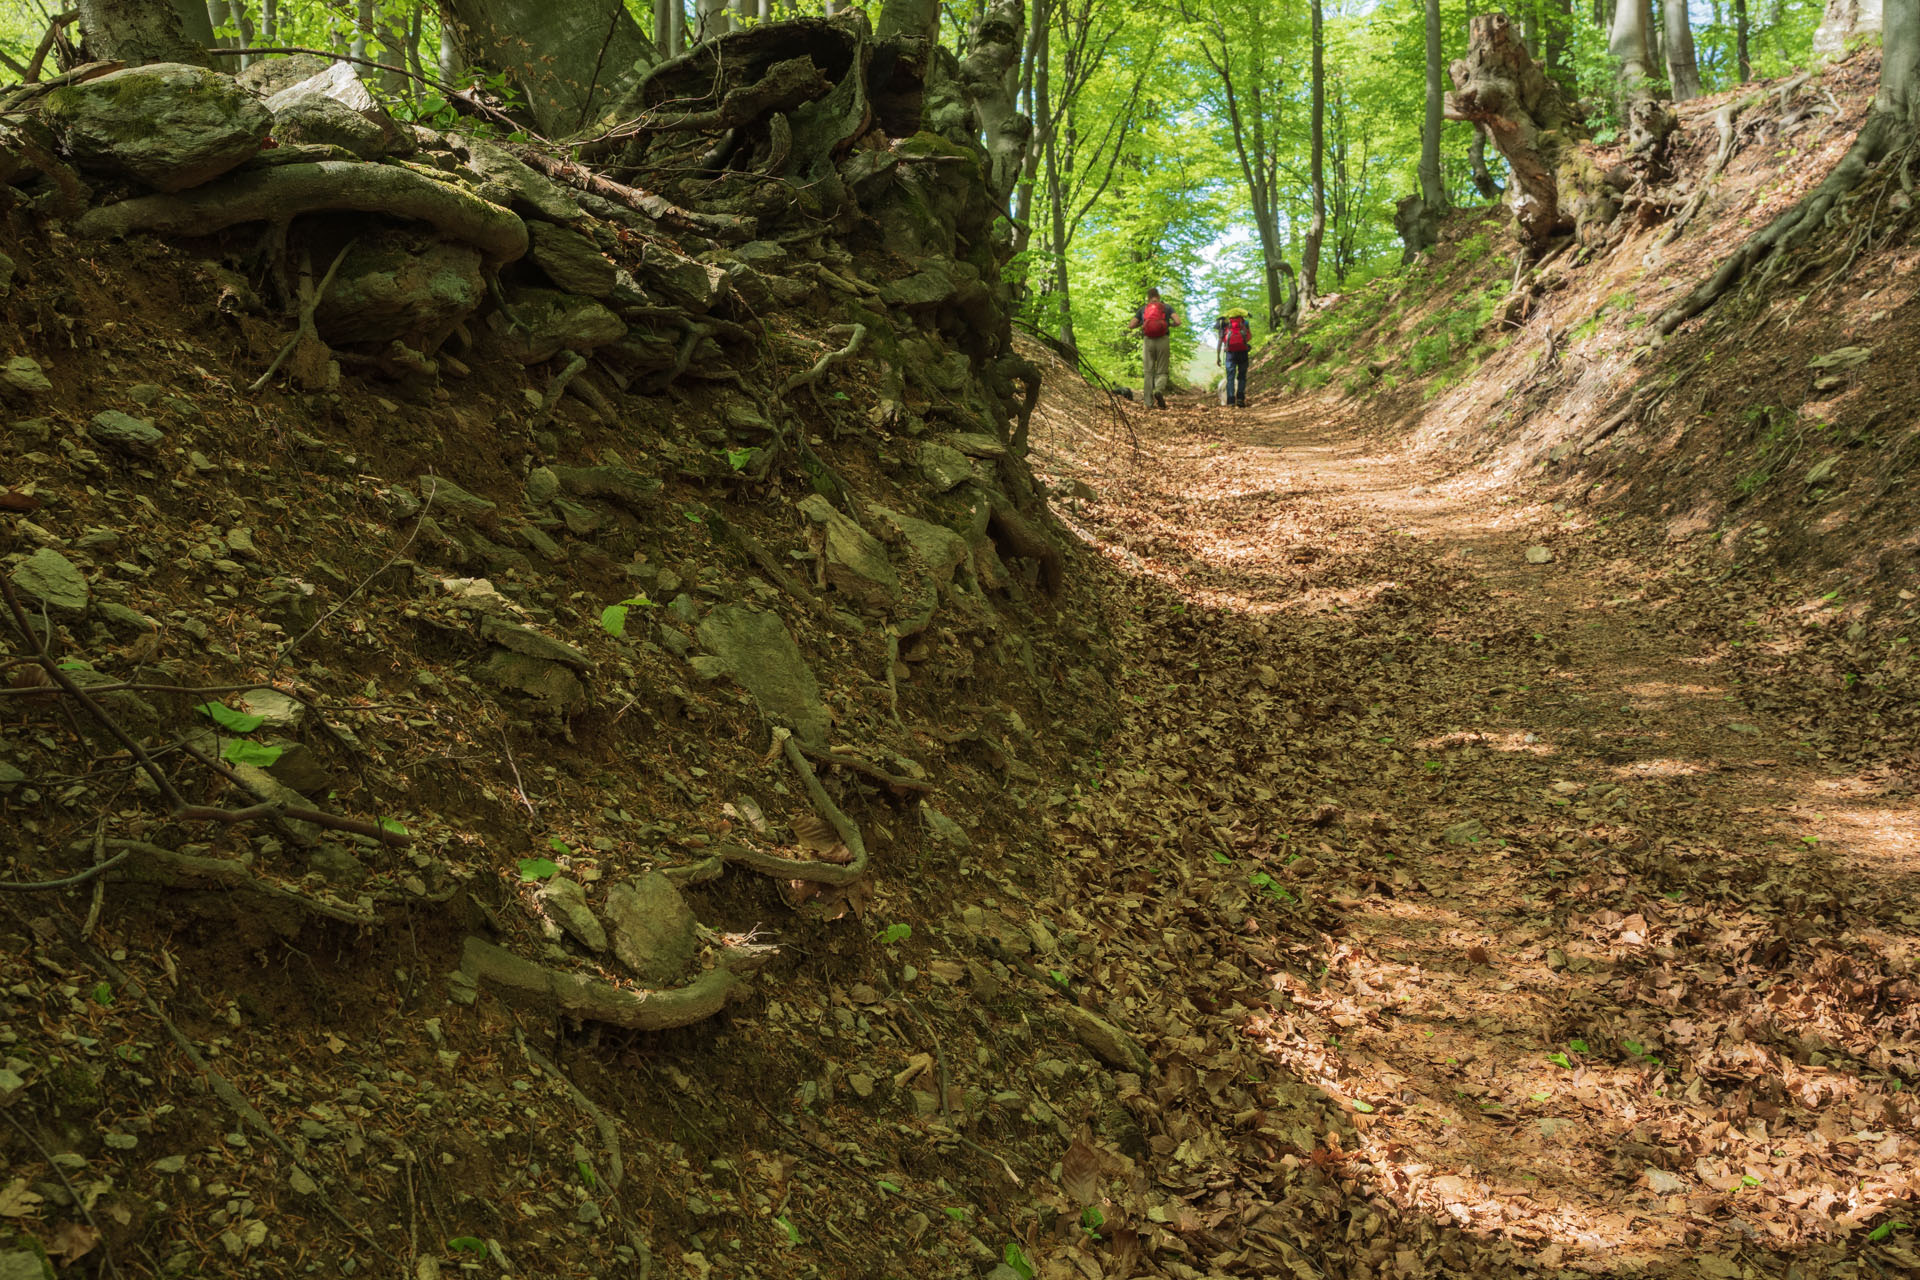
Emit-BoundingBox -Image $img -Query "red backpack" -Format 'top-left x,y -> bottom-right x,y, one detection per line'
1225,316 -> 1250,353
1141,301 -> 1170,338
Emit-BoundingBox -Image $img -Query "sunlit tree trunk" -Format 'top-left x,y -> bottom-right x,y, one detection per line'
1302,0 -> 1325,301
1734,0 -> 1751,78
351,0 -> 371,58
440,11 -> 458,80
1665,0 -> 1702,99
1036,18 -> 1074,349
1610,0 -> 1656,96
1544,0 -> 1573,91
446,0 -> 659,134
878,0 -> 940,41
1010,0 -> 1048,256
76,0 -> 212,64
696,0 -> 730,41
1400,0 -> 1448,258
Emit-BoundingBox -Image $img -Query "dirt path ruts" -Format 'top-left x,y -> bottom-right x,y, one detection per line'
1039,386 -> 1920,1278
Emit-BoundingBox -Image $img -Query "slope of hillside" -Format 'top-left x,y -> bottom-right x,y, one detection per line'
1261,47 -> 1920,776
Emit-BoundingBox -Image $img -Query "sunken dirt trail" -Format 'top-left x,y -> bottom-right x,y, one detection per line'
1031,382 -> 1920,1277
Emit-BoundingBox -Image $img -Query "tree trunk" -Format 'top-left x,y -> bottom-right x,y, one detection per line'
1664,0 -> 1703,99
1010,0 -> 1047,255
351,0 -> 371,58
1036,12 -> 1073,348
696,0 -> 731,41
76,0 -> 212,65
670,0 -> 686,52
1468,125 -> 1501,197
262,0 -> 276,44
1645,0 -> 1663,74
445,0 -> 660,135
1402,0 -> 1448,259
1610,0 -> 1655,95
1448,12 -> 1615,252
1543,0 -> 1573,92
1814,0 -> 1885,60
877,0 -> 941,43
1734,0 -> 1751,79
1302,0 -> 1325,301
439,12 -> 457,81
959,0 -> 1032,214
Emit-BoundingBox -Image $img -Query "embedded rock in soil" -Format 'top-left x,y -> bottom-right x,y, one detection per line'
1,356 -> 51,396
88,409 -> 165,460
485,287 -> 626,363
693,604 -> 829,748
528,222 -> 617,298
451,135 -> 583,222
603,872 -> 700,985
265,62 -> 412,160
43,63 -> 272,193
237,53 -> 333,96
9,547 -> 88,613
1060,1005 -> 1151,1076
315,234 -> 485,350
239,688 -> 305,730
638,245 -> 730,313
919,442 -> 976,492
262,740 -> 332,795
474,650 -> 587,712
480,615 -> 591,669
797,494 -> 900,609
538,876 -> 608,951
1524,545 -> 1553,564
417,474 -> 497,524
868,503 -> 970,586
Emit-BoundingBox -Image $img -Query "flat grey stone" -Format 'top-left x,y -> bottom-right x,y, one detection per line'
538,877 -> 607,951
480,615 -> 589,670
9,547 -> 87,613
919,443 -> 975,492
603,873 -> 699,984
797,494 -> 898,609
2,356 -> 50,396
89,409 -> 164,460
694,604 -> 828,747
418,474 -> 496,523
529,222 -> 616,298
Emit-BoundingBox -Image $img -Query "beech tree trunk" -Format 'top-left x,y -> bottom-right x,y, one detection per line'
445,0 -> 659,135
1665,0 -> 1702,100
1302,0 -> 1325,301
1544,0 -> 1573,92
959,0 -> 1032,213
1447,12 -> 1614,252
1813,0 -> 1884,60
877,0 -> 941,43
1610,0 -> 1657,101
1401,0 -> 1449,259
1469,125 -> 1501,198
76,0 -> 212,65
1734,0 -> 1751,79
696,0 -> 730,41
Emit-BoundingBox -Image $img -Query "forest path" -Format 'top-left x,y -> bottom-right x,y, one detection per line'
1029,378 -> 1920,1277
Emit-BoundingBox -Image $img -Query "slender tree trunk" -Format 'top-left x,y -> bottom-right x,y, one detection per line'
1010,0 -> 1047,255
1468,125 -> 1501,197
76,0 -> 212,64
1523,2 -> 1539,56
1645,0 -> 1664,71
1734,0 -> 1752,78
1039,36 -> 1074,349
696,0 -> 730,41
351,0 -> 371,58
1302,0 -> 1325,301
878,0 -> 941,42
1420,0 -> 1446,209
670,0 -> 686,52
1665,0 -> 1703,98
439,12 -> 457,80
1610,0 -> 1655,93
1544,0 -> 1573,90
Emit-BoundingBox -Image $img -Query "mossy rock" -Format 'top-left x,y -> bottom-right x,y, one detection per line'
43,63 -> 271,193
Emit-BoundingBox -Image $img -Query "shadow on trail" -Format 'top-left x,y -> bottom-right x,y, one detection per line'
1034,386 -> 1920,1278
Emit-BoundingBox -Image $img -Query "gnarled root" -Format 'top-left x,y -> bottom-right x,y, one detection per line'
984,488 -> 1064,595
1656,110 -> 1907,337
75,160 -> 529,262
459,936 -> 762,1031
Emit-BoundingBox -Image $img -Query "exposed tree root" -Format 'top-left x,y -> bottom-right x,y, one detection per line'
250,240 -> 354,394
74,161 -> 530,262
983,489 -> 1065,595
458,937 -> 756,1030
1656,111 -> 1907,337
780,323 -> 866,394
509,147 -> 756,240
82,839 -> 387,925
613,56 -> 831,138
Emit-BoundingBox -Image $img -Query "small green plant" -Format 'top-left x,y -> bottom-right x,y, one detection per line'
775,1214 -> 801,1244
517,857 -> 560,883
1249,872 -> 1295,904
1868,1221 -> 1913,1243
1080,1206 -> 1105,1240
1004,1244 -> 1036,1280
576,1160 -> 597,1189
447,1237 -> 488,1256
90,981 -> 113,1006
1546,1052 -> 1574,1070
878,923 -> 913,946
723,447 -> 754,471
598,594 -> 655,638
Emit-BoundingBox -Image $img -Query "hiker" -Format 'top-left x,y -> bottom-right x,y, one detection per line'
1126,288 -> 1179,409
1216,308 -> 1252,408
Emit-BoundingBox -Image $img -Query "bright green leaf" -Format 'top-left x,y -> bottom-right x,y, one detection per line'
517,858 -> 559,882
221,739 -> 284,767
447,1237 -> 487,1255
196,702 -> 265,734
599,604 -> 629,638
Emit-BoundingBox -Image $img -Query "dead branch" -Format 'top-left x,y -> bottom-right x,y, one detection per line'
24,9 -> 78,84
250,239 -> 356,394
793,741 -> 934,793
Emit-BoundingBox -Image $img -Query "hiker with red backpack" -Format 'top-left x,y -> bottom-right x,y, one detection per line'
1216,308 -> 1252,408
1126,287 -> 1180,409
